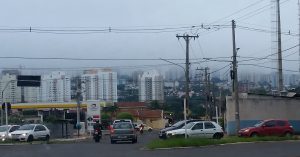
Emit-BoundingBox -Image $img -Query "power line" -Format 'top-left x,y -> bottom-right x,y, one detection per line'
210,64 -> 232,75
237,25 -> 298,37
236,0 -> 291,22
239,63 -> 299,73
209,0 -> 266,24
238,44 -> 300,62
0,25 -> 230,34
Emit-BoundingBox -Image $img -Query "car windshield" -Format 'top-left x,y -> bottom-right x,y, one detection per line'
172,121 -> 185,127
254,121 -> 264,127
113,123 -> 133,129
18,125 -> 35,130
182,122 -> 194,129
0,126 -> 9,132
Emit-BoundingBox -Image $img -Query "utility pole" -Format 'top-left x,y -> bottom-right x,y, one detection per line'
298,0 -> 300,73
231,20 -> 240,134
176,34 -> 199,116
196,67 -> 209,120
76,77 -> 82,137
207,71 -> 211,120
205,68 -> 209,120
276,0 -> 283,92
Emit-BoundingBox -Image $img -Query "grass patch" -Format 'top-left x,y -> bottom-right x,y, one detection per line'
147,136 -> 299,149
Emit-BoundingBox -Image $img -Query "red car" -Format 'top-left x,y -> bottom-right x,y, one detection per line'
238,119 -> 294,137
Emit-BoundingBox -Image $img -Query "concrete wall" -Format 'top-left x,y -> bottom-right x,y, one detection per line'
226,93 -> 300,135
144,118 -> 165,129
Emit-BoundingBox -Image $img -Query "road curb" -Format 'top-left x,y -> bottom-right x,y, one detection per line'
144,140 -> 300,151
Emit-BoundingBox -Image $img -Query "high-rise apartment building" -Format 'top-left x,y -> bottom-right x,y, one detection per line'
81,69 -> 117,102
0,74 -> 21,103
41,71 -> 71,102
139,70 -> 164,102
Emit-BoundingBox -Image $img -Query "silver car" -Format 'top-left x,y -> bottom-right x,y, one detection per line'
9,124 -> 50,142
166,121 -> 224,139
0,125 -> 20,142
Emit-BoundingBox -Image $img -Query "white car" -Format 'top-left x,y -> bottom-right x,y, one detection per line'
166,121 -> 224,139
113,119 -> 132,124
133,123 -> 153,132
9,124 -> 50,142
0,125 -> 20,142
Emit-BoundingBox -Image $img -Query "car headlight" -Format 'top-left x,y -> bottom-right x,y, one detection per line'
244,129 -> 250,132
8,133 -> 11,137
1,134 -> 5,137
22,133 -> 28,136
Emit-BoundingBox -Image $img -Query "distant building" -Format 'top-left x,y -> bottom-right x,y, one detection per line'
115,102 -> 165,129
139,70 -> 164,102
81,69 -> 117,102
1,70 -> 20,76
0,74 -> 21,103
41,71 -> 71,102
23,87 -> 41,103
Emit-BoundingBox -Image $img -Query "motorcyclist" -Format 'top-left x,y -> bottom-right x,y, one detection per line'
139,123 -> 144,134
93,120 -> 102,129
93,120 -> 103,134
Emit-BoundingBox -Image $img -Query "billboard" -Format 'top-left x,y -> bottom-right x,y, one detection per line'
86,101 -> 101,131
17,75 -> 41,87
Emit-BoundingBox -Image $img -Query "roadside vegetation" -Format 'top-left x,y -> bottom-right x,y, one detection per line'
147,136 -> 299,149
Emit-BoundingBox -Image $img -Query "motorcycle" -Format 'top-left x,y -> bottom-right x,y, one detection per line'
139,125 -> 144,135
93,129 -> 102,143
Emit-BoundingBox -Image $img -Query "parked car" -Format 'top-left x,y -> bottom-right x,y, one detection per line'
110,122 -> 137,144
133,123 -> 153,132
113,119 -> 132,124
159,119 -> 203,139
9,124 -> 50,142
0,125 -> 20,142
238,119 -> 294,137
166,121 -> 224,139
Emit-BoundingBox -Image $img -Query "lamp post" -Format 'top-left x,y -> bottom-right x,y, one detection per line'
1,80 -> 13,125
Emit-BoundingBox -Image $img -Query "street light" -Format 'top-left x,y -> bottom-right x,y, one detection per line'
1,80 -> 13,125
160,58 -> 188,139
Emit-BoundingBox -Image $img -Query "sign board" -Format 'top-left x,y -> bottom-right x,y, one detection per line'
17,75 -> 41,87
86,101 -> 101,131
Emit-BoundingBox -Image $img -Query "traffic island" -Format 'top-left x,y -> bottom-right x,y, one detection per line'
147,136 -> 300,150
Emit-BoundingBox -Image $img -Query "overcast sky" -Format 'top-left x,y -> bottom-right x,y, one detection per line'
0,0 -> 298,76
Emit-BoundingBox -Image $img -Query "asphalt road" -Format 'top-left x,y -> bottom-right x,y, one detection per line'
0,131 -> 300,157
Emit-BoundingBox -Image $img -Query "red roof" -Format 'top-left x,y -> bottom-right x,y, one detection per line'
115,102 -> 146,108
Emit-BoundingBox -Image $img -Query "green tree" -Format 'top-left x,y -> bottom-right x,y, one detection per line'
117,112 -> 133,120
101,113 -> 110,120
149,100 -> 161,109
9,114 -> 24,124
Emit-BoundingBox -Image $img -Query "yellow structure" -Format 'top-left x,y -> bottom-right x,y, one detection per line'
11,102 -> 111,109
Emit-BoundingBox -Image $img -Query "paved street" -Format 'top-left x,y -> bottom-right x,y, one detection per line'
0,131 -> 300,157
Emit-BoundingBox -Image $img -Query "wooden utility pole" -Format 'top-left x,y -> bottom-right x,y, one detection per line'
196,67 -> 210,120
176,34 -> 199,115
232,20 -> 240,134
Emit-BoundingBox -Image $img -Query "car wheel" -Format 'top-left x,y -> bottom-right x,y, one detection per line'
284,132 -> 293,137
148,128 -> 152,132
213,133 -> 221,139
45,135 -> 50,142
250,132 -> 258,138
27,135 -> 33,143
